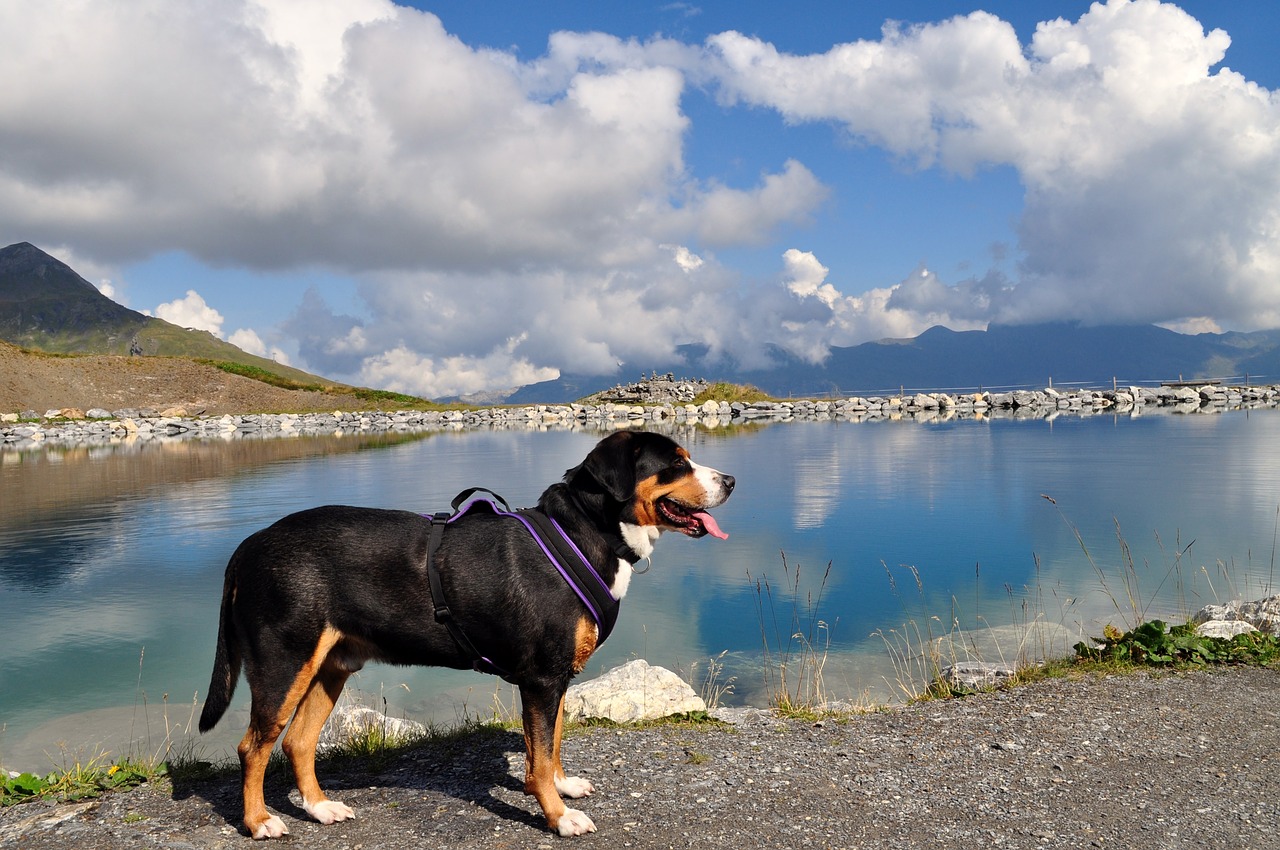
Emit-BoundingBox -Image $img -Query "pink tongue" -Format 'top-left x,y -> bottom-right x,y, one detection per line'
694,511 -> 728,540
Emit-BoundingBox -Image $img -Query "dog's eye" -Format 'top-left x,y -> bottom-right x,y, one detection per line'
671,457 -> 689,470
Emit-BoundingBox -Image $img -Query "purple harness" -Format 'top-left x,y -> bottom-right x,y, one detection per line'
425,488 -> 620,681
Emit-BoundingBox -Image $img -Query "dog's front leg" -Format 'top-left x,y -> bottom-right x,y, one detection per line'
521,682 -> 595,836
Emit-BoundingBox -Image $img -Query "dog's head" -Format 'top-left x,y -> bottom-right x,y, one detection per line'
568,431 -> 734,539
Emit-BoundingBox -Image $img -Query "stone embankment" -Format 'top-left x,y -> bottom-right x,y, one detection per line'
3,383 -> 1278,449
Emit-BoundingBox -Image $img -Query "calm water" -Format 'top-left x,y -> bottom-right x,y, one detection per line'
3,412 -> 1279,771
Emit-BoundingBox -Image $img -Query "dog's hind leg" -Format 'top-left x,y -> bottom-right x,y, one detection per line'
521,682 -> 596,836
237,627 -> 344,840
282,659 -> 353,825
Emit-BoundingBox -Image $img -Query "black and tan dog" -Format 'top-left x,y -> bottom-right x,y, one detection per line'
198,430 -> 734,839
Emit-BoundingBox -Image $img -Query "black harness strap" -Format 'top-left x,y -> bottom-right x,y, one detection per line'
516,507 -> 619,642
426,504 -> 510,680
424,488 -> 620,680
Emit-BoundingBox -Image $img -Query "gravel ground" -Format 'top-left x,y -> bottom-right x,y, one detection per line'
4,666 -> 1278,850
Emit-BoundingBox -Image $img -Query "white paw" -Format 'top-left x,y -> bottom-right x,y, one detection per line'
303,798 -> 356,825
556,807 -> 597,836
250,815 -> 289,839
555,775 -> 595,799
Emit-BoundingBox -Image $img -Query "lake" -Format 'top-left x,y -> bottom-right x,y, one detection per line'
3,411 -> 1278,772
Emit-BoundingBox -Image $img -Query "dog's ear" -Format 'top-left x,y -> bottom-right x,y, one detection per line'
568,431 -> 637,502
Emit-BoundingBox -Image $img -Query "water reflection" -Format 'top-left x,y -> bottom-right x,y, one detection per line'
3,415 -> 1280,772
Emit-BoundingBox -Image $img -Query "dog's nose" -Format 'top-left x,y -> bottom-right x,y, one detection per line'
722,474 -> 735,494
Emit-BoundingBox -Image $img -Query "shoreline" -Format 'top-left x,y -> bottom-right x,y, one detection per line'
3,665 -> 1278,849
4,382 -> 1279,450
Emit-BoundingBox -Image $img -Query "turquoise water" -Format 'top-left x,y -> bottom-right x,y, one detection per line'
3,412 -> 1278,770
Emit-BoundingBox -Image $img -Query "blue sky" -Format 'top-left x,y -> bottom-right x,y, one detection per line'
2,1 -> 1278,396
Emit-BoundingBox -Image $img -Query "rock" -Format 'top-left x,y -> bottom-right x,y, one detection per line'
1191,595 -> 1280,635
564,659 -> 705,723
1196,620 -> 1259,639
9,383 -> 1280,449
1237,596 -> 1280,634
939,661 -> 1018,691
1191,603 -> 1238,624
85,408 -> 113,419
319,705 -> 427,752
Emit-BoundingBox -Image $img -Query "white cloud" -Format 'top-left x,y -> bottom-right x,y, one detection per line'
228,327 -> 266,355
708,0 -> 1280,333
227,327 -> 290,364
670,245 -> 704,272
0,2 -> 821,274
3,1 -> 1280,394
284,244 -> 766,393
769,251 -> 985,363
360,337 -> 559,399
154,290 -> 224,335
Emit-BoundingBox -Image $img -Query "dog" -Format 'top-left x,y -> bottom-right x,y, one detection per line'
198,430 -> 734,839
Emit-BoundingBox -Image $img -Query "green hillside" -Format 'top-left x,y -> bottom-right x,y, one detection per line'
0,241 -> 359,392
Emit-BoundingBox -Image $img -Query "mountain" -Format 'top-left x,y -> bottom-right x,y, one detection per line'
0,242 -> 342,389
508,322 -> 1280,403
0,242 -> 148,352
12,240 -> 1279,406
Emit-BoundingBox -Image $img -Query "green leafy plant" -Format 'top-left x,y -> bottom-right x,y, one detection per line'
1075,619 -> 1280,666
1,756 -> 165,807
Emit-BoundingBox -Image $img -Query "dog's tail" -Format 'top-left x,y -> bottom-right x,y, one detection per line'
198,555 -> 243,733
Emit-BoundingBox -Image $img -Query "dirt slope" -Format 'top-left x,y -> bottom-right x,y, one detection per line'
0,344 -> 383,415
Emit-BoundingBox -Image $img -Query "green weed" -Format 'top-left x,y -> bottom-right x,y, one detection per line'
1075,619 -> 1280,666
1,754 -> 165,807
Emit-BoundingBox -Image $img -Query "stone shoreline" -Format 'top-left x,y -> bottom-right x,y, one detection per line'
3,382 -> 1278,449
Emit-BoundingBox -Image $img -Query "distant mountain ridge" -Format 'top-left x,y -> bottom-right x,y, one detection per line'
509,322 -> 1280,403
0,241 -> 344,389
0,242 -> 149,352
9,240 -> 1280,406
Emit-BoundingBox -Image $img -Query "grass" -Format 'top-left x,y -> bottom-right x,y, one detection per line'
758,496 -> 1280,712
2,648 -> 217,807
1,753 -> 168,807
687,650 -> 737,710
691,382 -> 772,405
881,500 -> 1280,704
749,553 -> 835,715
197,359 -> 327,392
197,359 -> 437,407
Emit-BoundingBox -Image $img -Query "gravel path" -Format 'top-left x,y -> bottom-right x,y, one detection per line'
4,666 -> 1278,850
